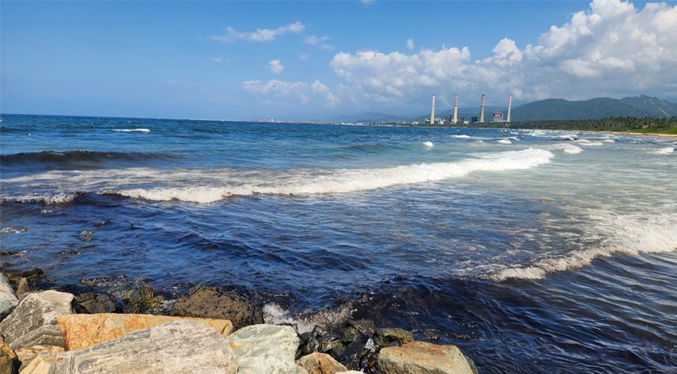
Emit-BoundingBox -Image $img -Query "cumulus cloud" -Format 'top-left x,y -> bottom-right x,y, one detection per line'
268,59 -> 284,74
326,0 -> 677,106
242,79 -> 339,107
304,34 -> 335,50
211,22 -> 305,43
407,38 -> 414,51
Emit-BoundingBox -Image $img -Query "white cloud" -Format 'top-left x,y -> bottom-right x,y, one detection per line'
242,79 -> 339,107
211,22 -> 305,43
326,0 -> 677,106
268,60 -> 284,74
304,35 -> 330,45
211,57 -> 229,64
407,38 -> 414,51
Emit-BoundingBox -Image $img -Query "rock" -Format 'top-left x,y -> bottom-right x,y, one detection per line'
0,274 -> 18,321
171,286 -> 263,330
57,313 -> 233,351
120,283 -> 164,314
296,352 -> 348,374
225,324 -> 305,374
0,342 -> 18,374
16,278 -> 36,301
374,328 -> 414,348
50,321 -> 237,374
2,269 -> 45,286
14,346 -> 63,372
377,341 -> 474,374
0,291 -> 76,350
15,353 -> 54,374
74,292 -> 121,314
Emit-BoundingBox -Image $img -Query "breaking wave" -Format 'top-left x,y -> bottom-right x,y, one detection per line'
490,210 -> 677,282
111,128 -> 151,133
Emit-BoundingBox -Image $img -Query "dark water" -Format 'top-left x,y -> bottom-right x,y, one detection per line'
1,114 -> 676,373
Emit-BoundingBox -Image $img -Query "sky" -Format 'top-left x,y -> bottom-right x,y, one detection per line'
2,0 -> 676,121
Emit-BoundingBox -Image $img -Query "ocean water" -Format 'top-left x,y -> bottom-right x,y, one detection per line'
1,114 -> 676,373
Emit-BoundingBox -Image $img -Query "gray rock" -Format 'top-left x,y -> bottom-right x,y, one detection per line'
225,324 -> 305,374
50,321 -> 237,374
0,290 -> 76,350
0,274 -> 18,321
171,286 -> 263,330
377,341 -> 474,374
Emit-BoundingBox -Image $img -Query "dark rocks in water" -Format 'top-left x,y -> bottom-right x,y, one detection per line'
16,278 -> 37,300
296,319 -> 403,374
3,268 -> 46,285
170,285 -> 263,331
120,282 -> 164,314
76,292 -> 123,314
374,327 -> 414,348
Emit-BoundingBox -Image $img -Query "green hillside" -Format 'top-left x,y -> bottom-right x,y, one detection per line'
512,95 -> 677,121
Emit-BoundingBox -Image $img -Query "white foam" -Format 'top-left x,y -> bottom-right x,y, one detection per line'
498,139 -> 512,144
491,210 -> 677,282
117,148 -> 555,203
546,143 -> 584,154
576,139 -> 604,146
653,147 -> 674,155
450,135 -> 471,139
262,302 -> 353,334
112,128 -> 150,133
423,141 -> 434,148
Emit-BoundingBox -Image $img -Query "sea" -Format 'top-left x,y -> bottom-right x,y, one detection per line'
1,114 -> 676,373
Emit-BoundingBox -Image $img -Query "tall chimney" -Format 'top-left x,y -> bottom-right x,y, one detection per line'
430,94 -> 436,125
479,94 -> 485,123
507,94 -> 512,123
453,94 -> 459,124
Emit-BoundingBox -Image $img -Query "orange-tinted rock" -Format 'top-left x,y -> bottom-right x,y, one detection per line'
297,352 -> 348,374
57,313 -> 233,351
378,341 -> 474,374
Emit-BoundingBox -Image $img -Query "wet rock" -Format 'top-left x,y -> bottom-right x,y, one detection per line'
225,324 -> 304,374
377,341 -> 474,374
2,269 -> 45,285
16,278 -> 37,300
374,327 -> 414,348
14,345 -> 63,372
0,290 -> 76,350
75,292 -> 122,314
51,321 -> 237,374
57,313 -> 233,351
296,352 -> 348,374
121,282 -> 164,314
0,341 -> 18,374
171,285 -> 263,330
0,273 -> 18,320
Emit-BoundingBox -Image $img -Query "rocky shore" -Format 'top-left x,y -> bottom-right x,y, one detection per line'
0,271 -> 478,374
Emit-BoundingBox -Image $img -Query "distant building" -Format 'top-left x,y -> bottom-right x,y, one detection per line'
471,116 -> 479,123
492,111 -> 504,122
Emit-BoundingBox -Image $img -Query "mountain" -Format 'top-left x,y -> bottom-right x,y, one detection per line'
511,95 -> 677,121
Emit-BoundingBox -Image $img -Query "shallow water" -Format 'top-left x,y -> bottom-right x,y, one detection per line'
1,114 -> 676,372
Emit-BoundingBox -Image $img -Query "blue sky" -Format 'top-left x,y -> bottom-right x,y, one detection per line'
2,0 -> 676,121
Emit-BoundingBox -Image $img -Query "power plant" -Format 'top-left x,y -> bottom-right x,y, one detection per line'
424,93 -> 513,125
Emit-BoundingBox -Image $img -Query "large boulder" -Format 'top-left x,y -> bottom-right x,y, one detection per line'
0,274 -> 18,321
170,286 -> 263,330
225,324 -> 305,374
377,341 -> 474,374
57,313 -> 233,350
297,352 -> 348,374
14,353 -> 54,374
0,291 -> 76,350
50,321 -> 237,374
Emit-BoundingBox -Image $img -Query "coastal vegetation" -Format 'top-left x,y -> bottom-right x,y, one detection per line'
475,116 -> 677,135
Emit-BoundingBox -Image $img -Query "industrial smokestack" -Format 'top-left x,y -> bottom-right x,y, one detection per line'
479,94 -> 485,123
507,94 -> 512,123
430,94 -> 436,125
453,94 -> 459,124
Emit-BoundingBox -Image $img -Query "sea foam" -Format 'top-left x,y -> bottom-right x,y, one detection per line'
112,128 -> 151,133
490,209 -> 677,282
